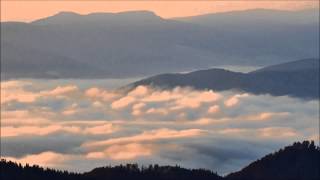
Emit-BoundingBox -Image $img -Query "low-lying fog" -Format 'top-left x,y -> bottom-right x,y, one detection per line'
1,79 -> 318,174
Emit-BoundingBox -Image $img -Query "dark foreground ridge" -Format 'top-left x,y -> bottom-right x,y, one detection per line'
1,141 -> 319,180
130,58 -> 320,99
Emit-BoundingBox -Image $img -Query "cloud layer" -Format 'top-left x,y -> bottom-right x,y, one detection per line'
1,80 -> 318,174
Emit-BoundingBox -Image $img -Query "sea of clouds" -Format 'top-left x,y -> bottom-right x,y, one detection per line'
1,79 -> 318,174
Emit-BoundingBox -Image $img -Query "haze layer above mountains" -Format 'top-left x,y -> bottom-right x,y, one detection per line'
1,9 -> 319,79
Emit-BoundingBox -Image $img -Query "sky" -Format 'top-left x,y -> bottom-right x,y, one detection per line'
1,0 -> 319,22
1,79 -> 319,174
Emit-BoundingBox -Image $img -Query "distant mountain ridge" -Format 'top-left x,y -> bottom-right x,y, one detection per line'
174,8 -> 319,26
1,141 -> 319,180
1,9 -> 318,79
32,11 -> 162,25
251,58 -> 319,73
129,58 -> 320,99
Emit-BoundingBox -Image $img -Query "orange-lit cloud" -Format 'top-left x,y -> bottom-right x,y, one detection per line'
218,127 -> 299,139
224,93 -> 249,107
172,90 -> 221,110
83,123 -> 118,135
4,151 -> 71,167
1,81 -> 39,104
1,80 -> 318,173
2,125 -> 81,137
186,118 -> 227,126
1,119 -> 118,137
111,96 -> 136,109
132,102 -> 146,116
85,87 -> 118,101
244,112 -> 290,121
1,82 -> 80,104
208,105 -> 220,114
83,128 -> 205,149
1,110 -> 51,126
259,127 -> 298,138
128,85 -> 149,97
146,107 -> 169,115
87,143 -> 153,160
41,85 -> 78,96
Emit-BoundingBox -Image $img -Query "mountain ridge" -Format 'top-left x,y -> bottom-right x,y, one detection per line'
129,58 -> 320,99
31,10 -> 162,25
1,141 -> 319,180
2,9 -> 318,79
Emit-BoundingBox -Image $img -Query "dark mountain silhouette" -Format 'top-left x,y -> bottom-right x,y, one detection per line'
83,165 -> 222,180
1,9 -> 318,79
1,141 -> 319,180
227,141 -> 320,180
0,161 -> 222,180
251,58 -> 318,73
129,58 -> 320,99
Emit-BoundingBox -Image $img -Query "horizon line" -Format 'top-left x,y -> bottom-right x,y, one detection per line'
1,7 -> 318,23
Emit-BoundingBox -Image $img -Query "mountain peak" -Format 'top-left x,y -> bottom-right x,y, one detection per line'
54,11 -> 80,16
31,10 -> 161,25
116,10 -> 158,16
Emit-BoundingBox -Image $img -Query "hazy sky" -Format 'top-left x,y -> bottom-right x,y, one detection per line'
1,1 -> 319,22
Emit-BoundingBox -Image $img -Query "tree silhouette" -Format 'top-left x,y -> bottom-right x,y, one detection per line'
1,141 -> 319,180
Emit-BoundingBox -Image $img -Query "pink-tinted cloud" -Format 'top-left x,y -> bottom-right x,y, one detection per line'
1,110 -> 51,126
244,112 -> 290,121
85,87 -> 118,101
218,127 -> 299,139
1,122 -> 118,137
224,93 -> 249,107
132,102 -> 146,116
41,85 -> 78,96
146,108 -> 169,115
4,151 -> 72,167
87,143 -> 153,160
111,96 -> 136,109
83,123 -> 118,135
128,86 -> 149,97
83,128 -> 205,149
208,105 -> 220,114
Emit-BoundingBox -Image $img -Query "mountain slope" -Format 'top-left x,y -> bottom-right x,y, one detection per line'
1,9 -> 318,79
227,141 -> 320,180
175,9 -> 319,26
251,58 -> 319,73
130,58 -> 320,99
1,42 -> 104,79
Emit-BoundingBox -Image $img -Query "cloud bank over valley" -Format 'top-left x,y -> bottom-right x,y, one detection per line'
1,80 -> 318,174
